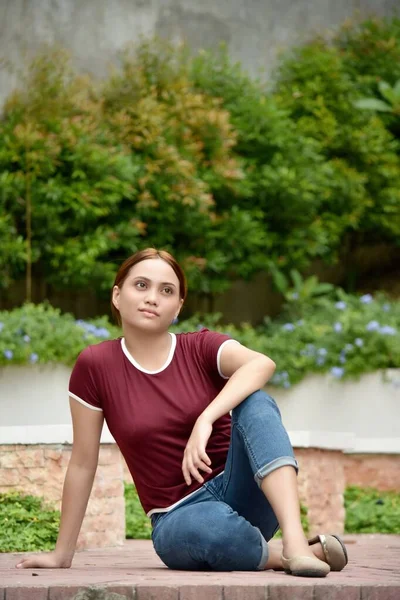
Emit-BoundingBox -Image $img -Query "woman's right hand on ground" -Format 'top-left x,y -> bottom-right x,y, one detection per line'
16,552 -> 72,569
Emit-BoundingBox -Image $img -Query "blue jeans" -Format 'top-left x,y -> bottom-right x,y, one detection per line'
151,390 -> 298,571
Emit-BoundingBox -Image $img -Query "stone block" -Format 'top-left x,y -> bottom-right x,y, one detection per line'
180,586 -> 223,600
268,585 -> 314,600
224,585 -> 267,600
6,588 -> 48,600
0,469 -> 20,486
314,585 -> 360,600
361,586 -> 400,600
137,586 -> 179,600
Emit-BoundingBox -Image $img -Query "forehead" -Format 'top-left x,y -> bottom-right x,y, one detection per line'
128,258 -> 179,284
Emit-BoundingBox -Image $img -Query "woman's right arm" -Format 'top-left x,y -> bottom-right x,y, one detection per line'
16,398 -> 104,569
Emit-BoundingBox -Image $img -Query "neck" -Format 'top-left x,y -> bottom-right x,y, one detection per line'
122,325 -> 172,363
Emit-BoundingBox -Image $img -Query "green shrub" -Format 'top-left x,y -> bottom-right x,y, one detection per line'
0,44 -> 266,298
345,486 -> 400,534
0,302 -> 120,366
0,491 -> 60,552
273,26 -> 400,260
190,291 -> 400,388
2,19 -> 400,302
124,483 -> 152,540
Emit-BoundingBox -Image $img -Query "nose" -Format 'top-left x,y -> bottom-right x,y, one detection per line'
144,286 -> 158,305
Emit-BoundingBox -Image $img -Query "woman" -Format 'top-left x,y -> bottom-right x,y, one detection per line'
16,248 -> 348,576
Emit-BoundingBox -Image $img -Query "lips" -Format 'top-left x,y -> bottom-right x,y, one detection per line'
139,309 -> 159,317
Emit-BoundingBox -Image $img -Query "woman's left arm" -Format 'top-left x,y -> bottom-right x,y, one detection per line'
182,343 -> 276,485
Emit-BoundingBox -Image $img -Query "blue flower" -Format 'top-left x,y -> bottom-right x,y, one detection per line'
339,353 -> 347,364
360,294 -> 373,304
30,352 -> 39,364
291,292 -> 299,300
335,301 -> 347,310
283,380 -> 291,389
355,338 -> 364,347
379,325 -> 396,336
344,344 -> 354,353
0,322 -> 4,333
282,323 -> 296,332
382,303 -> 390,312
272,371 -> 290,385
23,334 -> 30,343
4,349 -> 13,360
301,344 -> 316,357
366,320 -> 380,332
297,320 -> 304,326
76,320 -> 98,335
94,327 -> 110,338
331,366 -> 344,378
333,322 -> 343,333
316,356 -> 326,366
318,348 -> 328,357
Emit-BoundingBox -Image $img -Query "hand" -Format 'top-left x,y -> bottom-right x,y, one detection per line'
182,417 -> 213,485
16,551 -> 72,569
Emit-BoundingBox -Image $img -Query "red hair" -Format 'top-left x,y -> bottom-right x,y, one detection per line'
111,248 -> 187,324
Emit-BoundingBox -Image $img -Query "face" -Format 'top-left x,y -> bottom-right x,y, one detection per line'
112,258 -> 183,332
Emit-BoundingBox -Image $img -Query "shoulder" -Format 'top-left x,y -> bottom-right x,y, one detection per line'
76,338 -> 122,365
176,328 -> 221,344
176,328 -> 237,353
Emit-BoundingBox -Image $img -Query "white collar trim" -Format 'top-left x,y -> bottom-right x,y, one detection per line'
121,333 -> 176,374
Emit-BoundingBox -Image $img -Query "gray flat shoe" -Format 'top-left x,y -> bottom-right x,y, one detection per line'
281,554 -> 330,577
308,534 -> 348,571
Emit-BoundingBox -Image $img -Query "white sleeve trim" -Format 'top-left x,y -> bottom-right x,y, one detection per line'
69,392 -> 103,412
217,339 -> 240,379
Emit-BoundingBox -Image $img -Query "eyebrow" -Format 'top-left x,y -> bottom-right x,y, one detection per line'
133,276 -> 177,288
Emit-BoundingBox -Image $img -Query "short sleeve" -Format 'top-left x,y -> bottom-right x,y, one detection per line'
197,328 -> 240,380
69,346 -> 103,411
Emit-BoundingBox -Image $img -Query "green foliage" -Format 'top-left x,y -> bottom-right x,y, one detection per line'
2,19 -> 400,301
345,486 -> 400,534
0,491 -> 60,552
270,267 -> 334,316
274,26 -> 400,254
124,483 -> 152,540
173,291 -> 400,388
0,43 -> 266,297
0,302 -> 120,366
190,47 -> 349,270
354,79 -> 400,114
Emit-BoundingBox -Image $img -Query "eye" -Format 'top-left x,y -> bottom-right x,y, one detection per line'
163,287 -> 173,295
135,281 -> 147,289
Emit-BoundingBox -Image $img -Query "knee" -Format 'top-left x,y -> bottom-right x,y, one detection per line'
232,390 -> 281,420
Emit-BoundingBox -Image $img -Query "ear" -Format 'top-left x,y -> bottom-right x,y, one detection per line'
112,285 -> 120,311
175,298 -> 184,319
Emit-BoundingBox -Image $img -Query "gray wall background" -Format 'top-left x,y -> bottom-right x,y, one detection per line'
1,0 -> 399,108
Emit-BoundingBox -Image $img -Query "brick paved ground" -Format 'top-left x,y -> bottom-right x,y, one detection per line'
1,535 -> 399,599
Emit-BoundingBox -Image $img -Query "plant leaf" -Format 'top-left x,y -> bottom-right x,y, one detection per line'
354,98 -> 393,112
378,81 -> 396,105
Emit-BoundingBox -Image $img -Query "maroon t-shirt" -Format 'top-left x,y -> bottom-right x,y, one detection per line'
69,329 -> 237,515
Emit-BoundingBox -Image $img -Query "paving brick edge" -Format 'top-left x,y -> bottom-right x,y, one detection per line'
2,583 -> 400,600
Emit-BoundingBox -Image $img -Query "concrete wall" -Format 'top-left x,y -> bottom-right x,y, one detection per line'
1,0 -> 399,108
1,365 -> 399,454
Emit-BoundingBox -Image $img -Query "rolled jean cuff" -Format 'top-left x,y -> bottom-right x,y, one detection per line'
254,456 -> 299,488
256,528 -> 270,571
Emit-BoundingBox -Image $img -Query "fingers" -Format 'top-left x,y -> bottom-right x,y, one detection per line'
16,558 -> 36,569
182,450 -> 212,485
